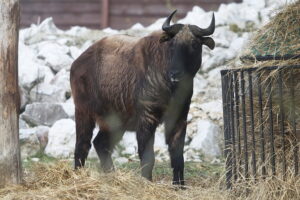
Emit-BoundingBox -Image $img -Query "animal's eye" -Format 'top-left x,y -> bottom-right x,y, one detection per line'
192,40 -> 200,49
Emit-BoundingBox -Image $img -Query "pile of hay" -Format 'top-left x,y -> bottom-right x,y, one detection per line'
241,0 -> 300,67
1,161 -> 300,200
228,0 -> 300,180
0,161 -> 227,200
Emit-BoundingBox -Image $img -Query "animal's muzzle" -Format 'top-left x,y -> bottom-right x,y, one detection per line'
169,70 -> 184,83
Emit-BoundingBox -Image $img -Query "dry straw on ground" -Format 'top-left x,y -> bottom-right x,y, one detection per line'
1,161 -> 300,200
0,161 -> 228,200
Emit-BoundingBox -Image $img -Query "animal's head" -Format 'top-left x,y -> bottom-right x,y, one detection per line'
160,10 -> 215,83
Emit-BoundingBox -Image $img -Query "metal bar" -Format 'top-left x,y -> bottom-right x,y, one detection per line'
267,77 -> 276,176
278,70 -> 287,178
257,72 -> 266,177
241,71 -> 249,179
248,71 -> 257,177
221,70 -> 233,189
220,65 -> 300,74
230,73 -> 237,181
290,70 -> 298,175
240,54 -> 300,62
234,71 -> 242,177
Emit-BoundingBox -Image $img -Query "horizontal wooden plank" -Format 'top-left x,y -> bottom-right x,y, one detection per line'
21,0 -> 100,3
110,0 -> 241,3
109,16 -> 164,29
20,2 -> 101,14
109,3 -> 220,17
21,13 -> 101,26
20,0 -> 241,29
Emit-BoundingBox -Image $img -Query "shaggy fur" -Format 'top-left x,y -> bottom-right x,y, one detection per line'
70,20 -> 214,185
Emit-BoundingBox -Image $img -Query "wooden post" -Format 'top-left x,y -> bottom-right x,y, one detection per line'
0,0 -> 22,187
101,0 -> 109,28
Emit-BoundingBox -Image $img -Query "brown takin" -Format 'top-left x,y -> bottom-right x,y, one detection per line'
70,10 -> 215,185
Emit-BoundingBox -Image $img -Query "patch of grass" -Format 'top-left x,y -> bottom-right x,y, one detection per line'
23,151 -> 57,168
117,160 -> 224,186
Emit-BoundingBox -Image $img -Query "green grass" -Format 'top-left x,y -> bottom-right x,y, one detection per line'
23,153 -> 224,186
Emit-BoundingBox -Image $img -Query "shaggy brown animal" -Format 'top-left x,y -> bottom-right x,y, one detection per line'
70,10 -> 215,185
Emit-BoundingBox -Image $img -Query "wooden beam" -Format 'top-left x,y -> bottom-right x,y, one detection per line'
0,0 -> 22,187
101,0 -> 110,28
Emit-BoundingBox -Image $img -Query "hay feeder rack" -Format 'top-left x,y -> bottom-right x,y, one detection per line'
221,63 -> 300,188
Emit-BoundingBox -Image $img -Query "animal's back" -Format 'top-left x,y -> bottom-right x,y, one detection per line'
70,34 -> 142,128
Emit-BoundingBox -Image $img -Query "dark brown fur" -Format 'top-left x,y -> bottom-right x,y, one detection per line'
71,23 -> 214,185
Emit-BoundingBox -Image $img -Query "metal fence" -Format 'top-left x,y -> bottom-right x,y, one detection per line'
221,65 -> 300,188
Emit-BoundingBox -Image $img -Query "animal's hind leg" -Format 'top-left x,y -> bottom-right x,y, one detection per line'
136,116 -> 157,181
93,128 -> 124,172
74,108 -> 95,169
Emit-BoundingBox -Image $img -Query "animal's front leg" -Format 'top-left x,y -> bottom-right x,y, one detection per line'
136,117 -> 157,181
165,119 -> 187,185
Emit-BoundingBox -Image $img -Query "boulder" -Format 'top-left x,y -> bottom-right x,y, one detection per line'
37,41 -> 73,72
118,132 -> 137,157
19,118 -> 29,129
45,119 -> 76,158
18,42 -> 45,90
19,128 -> 41,158
35,126 -> 50,150
189,119 -> 221,157
198,101 -> 223,121
61,97 -> 75,118
20,17 -> 63,45
21,103 -> 68,126
19,86 -> 30,111
30,69 -> 70,103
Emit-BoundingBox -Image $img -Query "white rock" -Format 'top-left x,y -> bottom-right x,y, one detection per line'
146,18 -> 165,31
227,36 -> 249,58
19,128 -> 41,158
207,67 -> 223,88
31,158 -> 40,162
61,98 -> 75,118
114,157 -> 128,164
45,119 -> 76,158
81,40 -> 93,52
213,26 -> 238,48
198,101 -> 223,121
202,47 -> 234,72
65,26 -> 90,36
30,69 -> 70,103
20,18 -> 64,45
131,23 -> 144,30
216,3 -> 260,28
30,82 -> 67,103
69,46 -> 83,60
19,118 -> 29,129
35,125 -> 50,149
119,132 -> 137,156
18,42 -> 45,89
102,27 -> 119,34
37,42 -> 73,72
189,119 -> 221,157
178,7 -> 212,28
21,103 -> 69,126
184,148 -> 202,162
193,74 -> 208,96
19,86 -> 29,110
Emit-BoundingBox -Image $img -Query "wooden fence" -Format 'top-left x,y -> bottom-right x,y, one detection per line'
20,0 -> 242,29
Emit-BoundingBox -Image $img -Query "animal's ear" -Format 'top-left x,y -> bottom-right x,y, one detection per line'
202,37 -> 215,50
159,33 -> 173,43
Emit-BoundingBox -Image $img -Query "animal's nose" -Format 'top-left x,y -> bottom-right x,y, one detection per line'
169,70 -> 183,82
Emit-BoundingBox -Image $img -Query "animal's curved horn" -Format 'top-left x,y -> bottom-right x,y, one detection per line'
189,13 -> 215,37
162,10 -> 184,36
